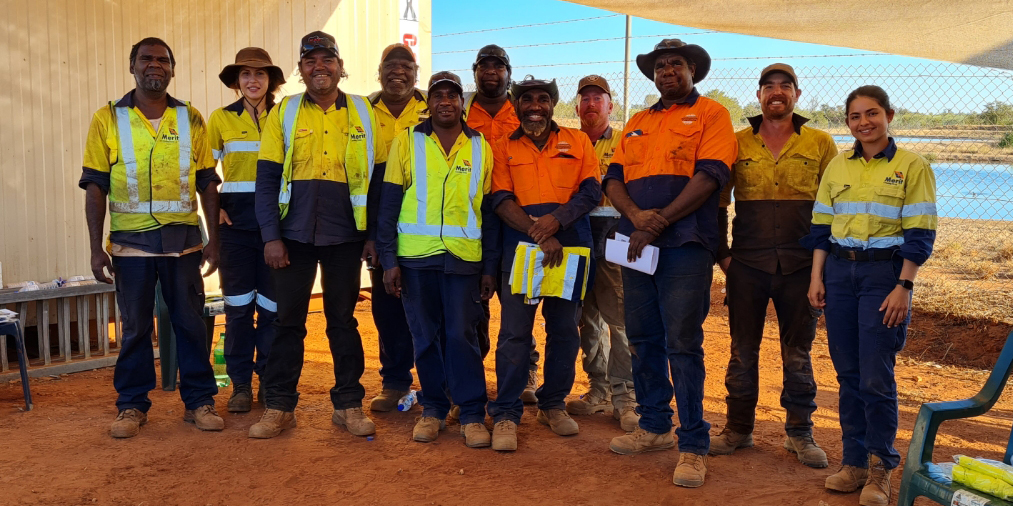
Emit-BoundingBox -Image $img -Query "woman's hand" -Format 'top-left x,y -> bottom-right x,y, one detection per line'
880,285 -> 911,328
807,278 -> 826,309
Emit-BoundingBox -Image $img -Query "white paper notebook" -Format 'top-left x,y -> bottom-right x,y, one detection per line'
605,233 -> 659,275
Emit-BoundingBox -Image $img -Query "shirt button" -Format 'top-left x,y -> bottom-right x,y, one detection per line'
325,131 -> 329,134
324,151 -> 328,155
774,182 -> 779,186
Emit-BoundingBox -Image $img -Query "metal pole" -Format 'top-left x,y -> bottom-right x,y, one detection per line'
623,15 -> 631,122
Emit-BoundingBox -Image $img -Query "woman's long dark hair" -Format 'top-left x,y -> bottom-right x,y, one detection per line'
845,85 -> 894,116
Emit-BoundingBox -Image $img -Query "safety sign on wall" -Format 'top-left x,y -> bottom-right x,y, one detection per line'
400,0 -> 421,66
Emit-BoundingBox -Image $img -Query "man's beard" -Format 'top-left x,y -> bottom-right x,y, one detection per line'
521,118 -> 548,138
139,77 -> 168,93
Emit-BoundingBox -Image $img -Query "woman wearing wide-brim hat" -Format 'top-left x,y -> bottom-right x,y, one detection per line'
206,47 -> 286,413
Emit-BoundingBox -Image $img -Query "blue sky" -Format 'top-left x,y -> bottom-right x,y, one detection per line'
431,0 -> 1013,114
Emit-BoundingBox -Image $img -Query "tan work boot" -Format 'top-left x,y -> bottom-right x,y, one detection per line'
784,434 -> 829,468
183,404 -> 225,431
537,409 -> 579,436
825,465 -> 869,492
332,407 -> 376,436
521,370 -> 539,404
412,416 -> 445,442
709,427 -> 754,455
614,406 -> 641,432
461,423 -> 492,448
565,392 -> 610,415
491,420 -> 518,451
110,408 -> 147,438
859,455 -> 893,506
249,409 -> 297,438
672,452 -> 707,488
228,383 -> 253,413
369,389 -> 409,413
610,427 -> 676,455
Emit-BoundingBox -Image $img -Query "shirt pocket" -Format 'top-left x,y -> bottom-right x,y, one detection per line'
735,157 -> 765,191
873,186 -> 905,220
548,156 -> 582,192
622,133 -> 651,167
782,152 -> 821,197
291,129 -> 315,165
664,125 -> 701,176
506,159 -> 537,193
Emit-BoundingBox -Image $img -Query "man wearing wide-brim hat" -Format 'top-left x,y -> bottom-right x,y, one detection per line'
602,39 -> 738,488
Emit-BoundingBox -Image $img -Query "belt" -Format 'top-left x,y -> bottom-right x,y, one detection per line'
830,245 -> 896,262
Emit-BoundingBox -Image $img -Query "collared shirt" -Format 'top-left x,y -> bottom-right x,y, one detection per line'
590,126 -> 621,208
603,88 -> 738,253
255,91 -> 387,246
801,138 -> 937,265
718,113 -> 838,274
208,99 -> 271,231
491,122 -> 602,272
587,126 -> 622,257
369,89 -> 430,154
376,119 -> 498,275
79,90 -> 219,255
464,93 -> 520,146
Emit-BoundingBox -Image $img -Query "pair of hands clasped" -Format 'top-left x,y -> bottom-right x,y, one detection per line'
627,208 -> 669,262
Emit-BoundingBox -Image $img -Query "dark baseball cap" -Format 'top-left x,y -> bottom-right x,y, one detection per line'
577,74 -> 612,96
759,63 -> 798,87
472,44 -> 510,70
428,71 -> 464,94
300,31 -> 339,59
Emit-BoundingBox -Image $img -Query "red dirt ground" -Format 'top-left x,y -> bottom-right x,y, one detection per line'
2,281 -> 1011,506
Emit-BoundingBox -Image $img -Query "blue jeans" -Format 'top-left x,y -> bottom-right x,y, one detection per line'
220,226 -> 276,385
400,267 -> 487,424
623,243 -> 713,455
824,253 -> 909,470
488,273 -> 581,424
370,267 -> 415,391
112,252 -> 217,412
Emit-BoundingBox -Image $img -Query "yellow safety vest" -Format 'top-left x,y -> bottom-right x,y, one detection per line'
509,242 -> 591,302
277,93 -> 375,230
397,130 -> 487,262
108,102 -> 199,232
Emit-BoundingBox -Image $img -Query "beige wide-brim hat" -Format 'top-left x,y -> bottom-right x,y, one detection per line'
219,47 -> 286,89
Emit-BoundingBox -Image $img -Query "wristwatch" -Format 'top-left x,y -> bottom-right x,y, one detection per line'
897,279 -> 914,290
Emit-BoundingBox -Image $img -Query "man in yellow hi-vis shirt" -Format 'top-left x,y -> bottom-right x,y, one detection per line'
80,37 -> 224,438
249,31 -> 386,440
376,71 -> 497,448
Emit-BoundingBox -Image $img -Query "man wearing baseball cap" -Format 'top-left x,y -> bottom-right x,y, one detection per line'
376,71 -> 497,448
711,63 -> 837,470
564,75 -> 639,433
603,39 -> 737,487
363,43 -> 430,413
250,30 -> 386,439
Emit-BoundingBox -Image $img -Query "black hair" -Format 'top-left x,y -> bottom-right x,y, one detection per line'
130,37 -> 176,68
845,85 -> 894,115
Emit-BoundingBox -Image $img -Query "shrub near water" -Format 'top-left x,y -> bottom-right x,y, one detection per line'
999,131 -> 1013,149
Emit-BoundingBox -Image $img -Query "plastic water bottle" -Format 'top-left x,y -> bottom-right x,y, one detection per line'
213,333 -> 230,388
397,390 -> 418,412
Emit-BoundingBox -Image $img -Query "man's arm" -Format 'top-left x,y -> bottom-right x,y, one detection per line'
495,198 -> 536,233
84,184 -> 113,283
198,181 -> 221,277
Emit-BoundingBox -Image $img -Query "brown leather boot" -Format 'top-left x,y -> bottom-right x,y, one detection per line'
672,452 -> 708,488
227,383 -> 253,413
369,389 -> 408,413
709,427 -> 753,455
825,465 -> 869,492
609,427 -> 675,455
332,407 -> 376,436
536,409 -> 579,436
183,404 -> 225,431
110,408 -> 147,438
859,455 -> 892,506
248,409 -> 297,439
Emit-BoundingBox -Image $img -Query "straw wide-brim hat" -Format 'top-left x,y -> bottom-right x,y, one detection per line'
219,47 -> 286,88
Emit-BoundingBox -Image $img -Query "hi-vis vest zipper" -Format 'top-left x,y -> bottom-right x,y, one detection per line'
108,102 -> 198,232
396,130 -> 486,262
276,93 -> 375,230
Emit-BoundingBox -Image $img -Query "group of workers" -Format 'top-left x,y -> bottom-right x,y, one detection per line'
79,31 -> 937,505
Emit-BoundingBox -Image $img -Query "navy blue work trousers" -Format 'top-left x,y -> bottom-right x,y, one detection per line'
219,226 -> 276,385
824,253 -> 909,470
369,267 -> 414,391
400,267 -> 487,424
112,252 -> 217,412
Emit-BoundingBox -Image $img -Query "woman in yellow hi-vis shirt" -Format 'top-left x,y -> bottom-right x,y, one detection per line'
802,85 -> 937,506
207,48 -> 285,413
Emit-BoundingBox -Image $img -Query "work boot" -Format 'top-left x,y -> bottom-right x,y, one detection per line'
461,423 -> 492,448
859,455 -> 892,506
248,409 -> 297,439
492,420 -> 518,451
709,427 -> 754,455
332,407 -> 376,436
784,434 -> 829,468
565,392 -> 610,415
537,409 -> 579,436
110,408 -> 147,438
412,416 -> 445,442
228,383 -> 253,413
521,370 -> 539,404
672,452 -> 708,488
610,427 -> 675,455
183,404 -> 225,431
447,405 -> 461,424
825,465 -> 869,492
614,406 -> 641,432
369,389 -> 408,413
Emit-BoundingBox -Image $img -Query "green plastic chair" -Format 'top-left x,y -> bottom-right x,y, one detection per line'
898,330 -> 1013,505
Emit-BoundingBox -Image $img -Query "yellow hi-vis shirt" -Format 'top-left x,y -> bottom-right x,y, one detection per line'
368,89 -> 430,154
589,125 -> 622,215
812,141 -> 937,249
208,100 -> 269,193
82,93 -> 214,232
509,242 -> 591,303
384,123 -> 494,261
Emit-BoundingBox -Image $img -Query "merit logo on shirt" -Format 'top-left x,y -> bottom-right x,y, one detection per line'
160,127 -> 180,142
884,171 -> 905,185
454,161 -> 472,174
350,125 -> 367,141
556,141 -> 572,153
682,114 -> 698,125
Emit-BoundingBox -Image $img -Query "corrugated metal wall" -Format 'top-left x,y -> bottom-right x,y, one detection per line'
0,0 -> 431,287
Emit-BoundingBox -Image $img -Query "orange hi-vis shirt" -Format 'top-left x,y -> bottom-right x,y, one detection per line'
490,122 -> 602,271
464,92 -> 520,146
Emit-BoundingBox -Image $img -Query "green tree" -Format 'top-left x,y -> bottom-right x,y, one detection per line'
643,93 -> 659,108
980,102 -> 1013,126
704,89 -> 743,125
